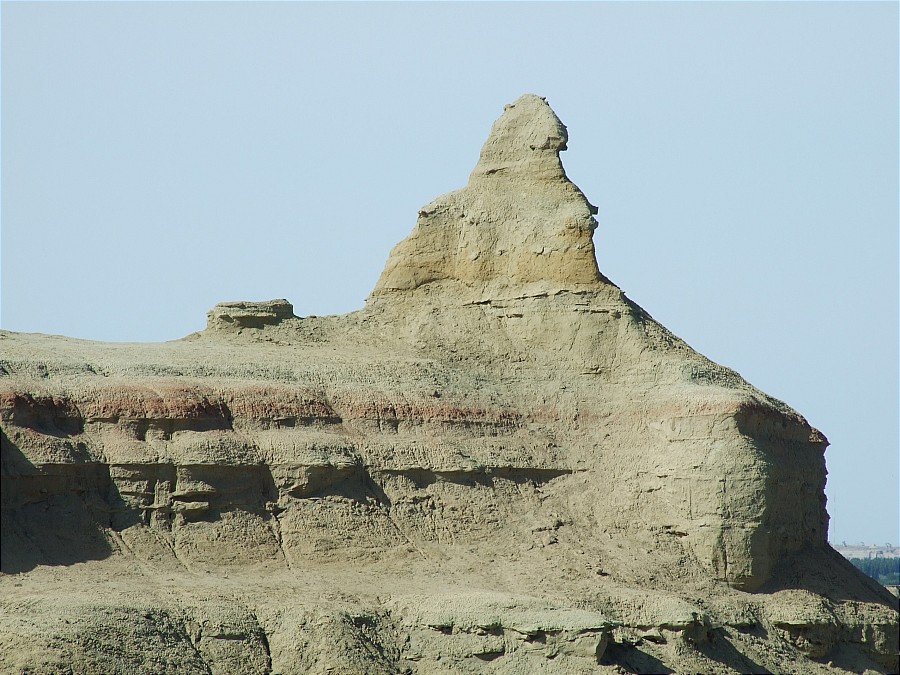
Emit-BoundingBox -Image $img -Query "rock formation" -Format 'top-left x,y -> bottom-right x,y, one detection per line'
1,94 -> 897,674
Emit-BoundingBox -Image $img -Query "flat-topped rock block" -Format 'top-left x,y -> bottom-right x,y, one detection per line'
206,299 -> 294,330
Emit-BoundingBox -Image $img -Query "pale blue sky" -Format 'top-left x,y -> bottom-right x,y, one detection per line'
2,2 -> 897,545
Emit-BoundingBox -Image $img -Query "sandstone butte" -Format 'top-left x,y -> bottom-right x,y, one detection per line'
1,95 -> 897,675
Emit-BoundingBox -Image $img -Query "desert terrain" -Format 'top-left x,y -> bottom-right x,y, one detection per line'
1,95 -> 897,674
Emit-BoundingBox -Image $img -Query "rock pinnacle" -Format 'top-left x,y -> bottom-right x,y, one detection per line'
372,95 -> 602,299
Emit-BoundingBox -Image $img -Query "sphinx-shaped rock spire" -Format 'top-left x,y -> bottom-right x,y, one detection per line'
371,95 -> 603,299
469,93 -> 574,181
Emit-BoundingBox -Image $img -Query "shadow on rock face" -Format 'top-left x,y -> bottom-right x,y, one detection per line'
599,641 -> 675,674
1,429 -> 114,573
695,628 -> 771,674
760,545 -> 898,607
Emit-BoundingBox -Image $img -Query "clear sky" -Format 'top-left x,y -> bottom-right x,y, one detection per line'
2,2 -> 897,545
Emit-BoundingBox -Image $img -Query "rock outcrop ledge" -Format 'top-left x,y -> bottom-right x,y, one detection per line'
1,94 -> 897,674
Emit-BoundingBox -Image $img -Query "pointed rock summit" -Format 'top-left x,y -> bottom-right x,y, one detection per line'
372,95 -> 602,299
469,93 -> 578,181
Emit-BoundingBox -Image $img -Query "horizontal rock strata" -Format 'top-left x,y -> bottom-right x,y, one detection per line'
1,94 -> 896,674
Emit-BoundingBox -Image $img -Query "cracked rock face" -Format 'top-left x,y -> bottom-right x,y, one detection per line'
1,94 -> 897,675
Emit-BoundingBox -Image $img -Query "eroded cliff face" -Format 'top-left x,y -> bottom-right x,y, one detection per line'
1,95 -> 896,675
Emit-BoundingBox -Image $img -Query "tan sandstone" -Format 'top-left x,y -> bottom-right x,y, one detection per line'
1,94 -> 896,674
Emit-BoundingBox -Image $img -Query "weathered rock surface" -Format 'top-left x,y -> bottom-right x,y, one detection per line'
207,299 -> 295,330
374,95 -> 601,296
1,94 -> 896,674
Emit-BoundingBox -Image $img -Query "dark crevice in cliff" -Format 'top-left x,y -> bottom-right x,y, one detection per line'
375,466 -> 571,489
